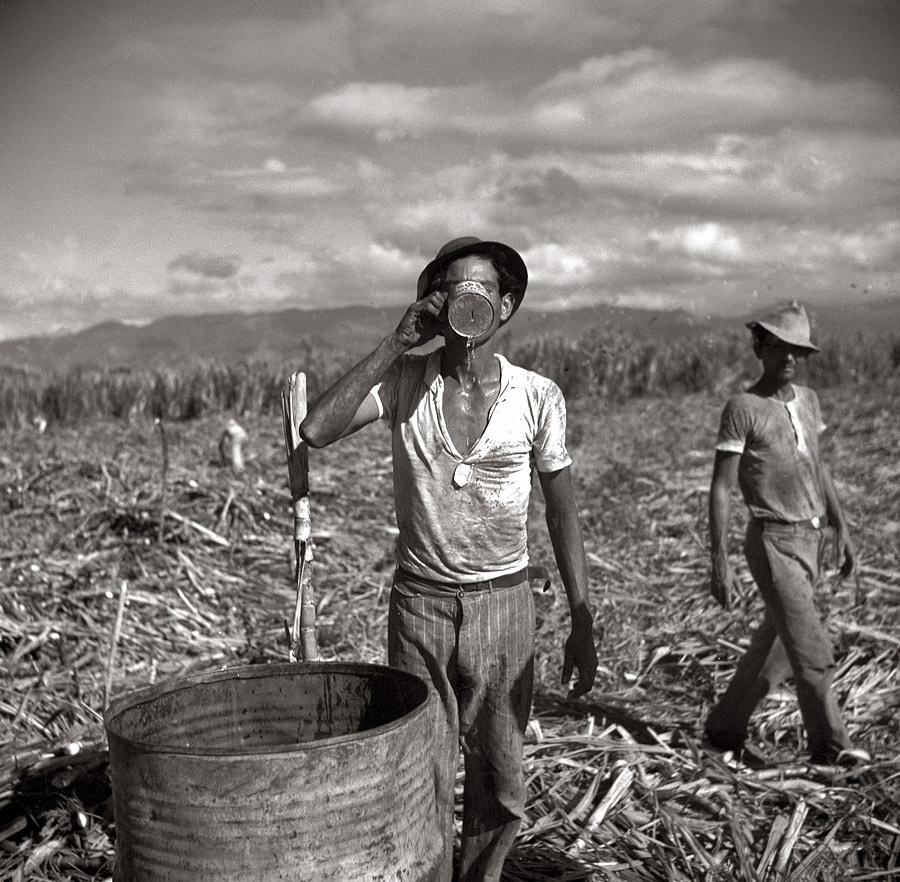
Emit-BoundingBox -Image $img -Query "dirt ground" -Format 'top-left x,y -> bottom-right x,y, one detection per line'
1,381 -> 898,880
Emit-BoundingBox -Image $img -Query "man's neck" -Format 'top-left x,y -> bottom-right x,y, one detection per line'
441,339 -> 499,386
752,376 -> 794,402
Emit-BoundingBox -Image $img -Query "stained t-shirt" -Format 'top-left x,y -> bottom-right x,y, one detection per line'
715,384 -> 827,523
370,350 -> 571,582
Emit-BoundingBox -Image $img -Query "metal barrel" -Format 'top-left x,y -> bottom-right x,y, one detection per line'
104,661 -> 440,882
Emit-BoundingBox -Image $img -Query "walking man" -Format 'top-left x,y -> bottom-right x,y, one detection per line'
704,301 -> 867,766
300,236 -> 598,881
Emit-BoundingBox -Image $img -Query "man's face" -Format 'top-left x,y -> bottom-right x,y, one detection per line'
441,255 -> 513,341
757,332 -> 810,382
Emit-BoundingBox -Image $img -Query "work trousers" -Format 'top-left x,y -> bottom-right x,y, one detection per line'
388,572 -> 535,882
706,519 -> 851,761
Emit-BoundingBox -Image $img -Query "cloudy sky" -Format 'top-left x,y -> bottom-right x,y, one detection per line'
1,0 -> 898,340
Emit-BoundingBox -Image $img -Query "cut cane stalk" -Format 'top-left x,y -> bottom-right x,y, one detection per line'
281,371 -> 319,662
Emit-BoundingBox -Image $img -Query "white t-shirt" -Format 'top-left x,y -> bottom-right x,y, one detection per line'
371,350 -> 571,582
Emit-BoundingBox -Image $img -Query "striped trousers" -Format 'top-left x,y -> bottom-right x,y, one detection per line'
388,571 -> 535,882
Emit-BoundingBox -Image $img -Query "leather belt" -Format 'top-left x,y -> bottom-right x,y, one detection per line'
396,566 -> 529,592
754,515 -> 827,530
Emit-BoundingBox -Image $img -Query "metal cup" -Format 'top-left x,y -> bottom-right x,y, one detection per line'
447,280 -> 495,338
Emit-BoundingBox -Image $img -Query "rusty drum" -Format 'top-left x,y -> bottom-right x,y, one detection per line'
104,662 -> 439,882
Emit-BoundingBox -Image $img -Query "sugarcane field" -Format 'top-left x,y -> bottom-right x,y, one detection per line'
1,343 -> 899,882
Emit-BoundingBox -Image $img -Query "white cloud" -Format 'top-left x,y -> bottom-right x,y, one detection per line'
223,165 -> 345,198
522,244 -> 593,287
307,82 -> 455,140
342,0 -> 777,86
364,242 -> 420,280
2,0 -> 899,339
837,221 -> 900,267
299,47 -> 897,158
522,50 -> 895,147
167,251 -> 242,279
650,223 -> 745,263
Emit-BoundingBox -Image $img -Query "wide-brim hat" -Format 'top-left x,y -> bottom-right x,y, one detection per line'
416,236 -> 528,314
746,300 -> 819,352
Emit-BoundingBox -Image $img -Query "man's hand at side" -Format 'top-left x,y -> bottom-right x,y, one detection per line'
835,528 -> 856,579
709,556 -> 741,610
562,611 -> 598,699
538,466 -> 598,701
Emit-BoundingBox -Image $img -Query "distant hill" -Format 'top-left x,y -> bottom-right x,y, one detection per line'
0,297 -> 896,373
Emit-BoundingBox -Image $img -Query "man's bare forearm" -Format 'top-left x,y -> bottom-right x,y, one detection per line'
709,483 -> 731,566
300,334 -> 403,447
708,451 -> 739,567
300,292 -> 448,447
821,465 -> 848,532
541,470 -> 593,623
548,512 -> 592,622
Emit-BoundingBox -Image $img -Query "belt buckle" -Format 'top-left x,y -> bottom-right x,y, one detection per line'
810,515 -> 822,529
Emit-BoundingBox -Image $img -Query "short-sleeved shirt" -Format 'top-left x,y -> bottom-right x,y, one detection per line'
371,350 -> 571,583
715,384 -> 827,523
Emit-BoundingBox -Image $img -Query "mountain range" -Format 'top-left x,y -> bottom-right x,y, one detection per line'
0,297 -> 896,373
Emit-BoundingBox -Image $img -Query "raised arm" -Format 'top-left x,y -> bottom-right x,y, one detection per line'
538,466 -> 598,699
300,290 -> 448,448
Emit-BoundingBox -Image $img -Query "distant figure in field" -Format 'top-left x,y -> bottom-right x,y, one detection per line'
219,419 -> 248,472
300,236 -> 598,882
704,301 -> 868,767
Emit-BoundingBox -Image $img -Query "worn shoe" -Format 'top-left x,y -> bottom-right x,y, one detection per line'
810,747 -> 872,768
702,729 -> 768,769
702,727 -> 745,752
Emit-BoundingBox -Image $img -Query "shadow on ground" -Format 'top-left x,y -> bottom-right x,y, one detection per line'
502,842 -> 599,881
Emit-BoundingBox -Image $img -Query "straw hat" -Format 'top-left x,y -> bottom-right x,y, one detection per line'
746,300 -> 819,352
416,237 -> 528,314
